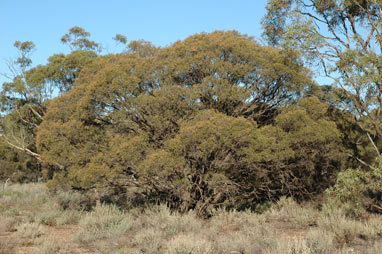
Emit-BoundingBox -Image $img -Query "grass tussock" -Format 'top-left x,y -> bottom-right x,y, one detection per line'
15,222 -> 44,239
37,236 -> 76,254
0,216 -> 18,232
73,203 -> 132,243
0,238 -> 16,254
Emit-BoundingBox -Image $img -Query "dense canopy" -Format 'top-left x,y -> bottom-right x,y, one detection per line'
32,31 -> 345,215
2,22 -> 382,216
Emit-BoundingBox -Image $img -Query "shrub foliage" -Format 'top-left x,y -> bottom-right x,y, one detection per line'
33,31 -> 346,215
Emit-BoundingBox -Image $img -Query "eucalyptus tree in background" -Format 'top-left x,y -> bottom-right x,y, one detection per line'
262,0 -> 382,157
0,27 -> 100,181
0,40 -> 46,162
0,41 -> 45,181
61,26 -> 101,52
113,34 -> 128,46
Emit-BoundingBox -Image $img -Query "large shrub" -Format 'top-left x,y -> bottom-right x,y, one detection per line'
37,31 -> 343,215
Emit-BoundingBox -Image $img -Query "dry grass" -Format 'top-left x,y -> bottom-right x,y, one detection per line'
1,183 -> 382,254
37,236 -> 78,254
166,234 -> 214,254
0,215 -> 18,232
0,238 -> 16,254
73,203 -> 132,244
16,222 -> 44,239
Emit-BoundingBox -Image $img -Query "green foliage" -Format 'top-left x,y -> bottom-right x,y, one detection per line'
61,26 -> 100,51
113,34 -> 127,45
137,101 -> 343,215
13,41 -> 35,70
0,143 -> 40,182
326,157 -> 382,217
0,27 -> 99,183
37,31 -> 331,215
0,40 -> 46,179
263,2 -> 382,216
138,110 -> 257,214
1,29 -> 356,217
258,97 -> 344,199
262,0 -> 382,141
44,50 -> 98,92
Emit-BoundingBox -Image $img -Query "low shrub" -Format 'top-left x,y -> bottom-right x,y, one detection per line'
36,211 -> 61,226
16,222 -> 44,240
166,234 -> 214,254
264,197 -> 317,228
37,236 -> 75,254
326,157 -> 382,217
0,216 -> 18,232
133,227 -> 165,253
73,203 -> 131,243
54,190 -> 92,211
56,210 -> 83,225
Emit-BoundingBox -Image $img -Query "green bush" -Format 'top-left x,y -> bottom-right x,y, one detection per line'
326,157 -> 382,217
54,190 -> 92,211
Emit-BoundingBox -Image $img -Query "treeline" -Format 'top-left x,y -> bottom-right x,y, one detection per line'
3,0 -> 382,217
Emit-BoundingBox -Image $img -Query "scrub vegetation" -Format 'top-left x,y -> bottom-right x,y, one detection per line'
3,1 -> 382,253
1,183 -> 382,254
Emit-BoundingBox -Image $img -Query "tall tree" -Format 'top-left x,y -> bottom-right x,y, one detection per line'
263,0 -> 382,156
0,27 -> 99,180
0,41 -> 46,162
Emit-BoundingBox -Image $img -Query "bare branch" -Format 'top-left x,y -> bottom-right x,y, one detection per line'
27,104 -> 44,120
1,135 -> 42,162
347,152 -> 377,170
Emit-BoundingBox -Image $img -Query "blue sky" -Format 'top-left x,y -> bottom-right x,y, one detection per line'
0,0 -> 267,84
